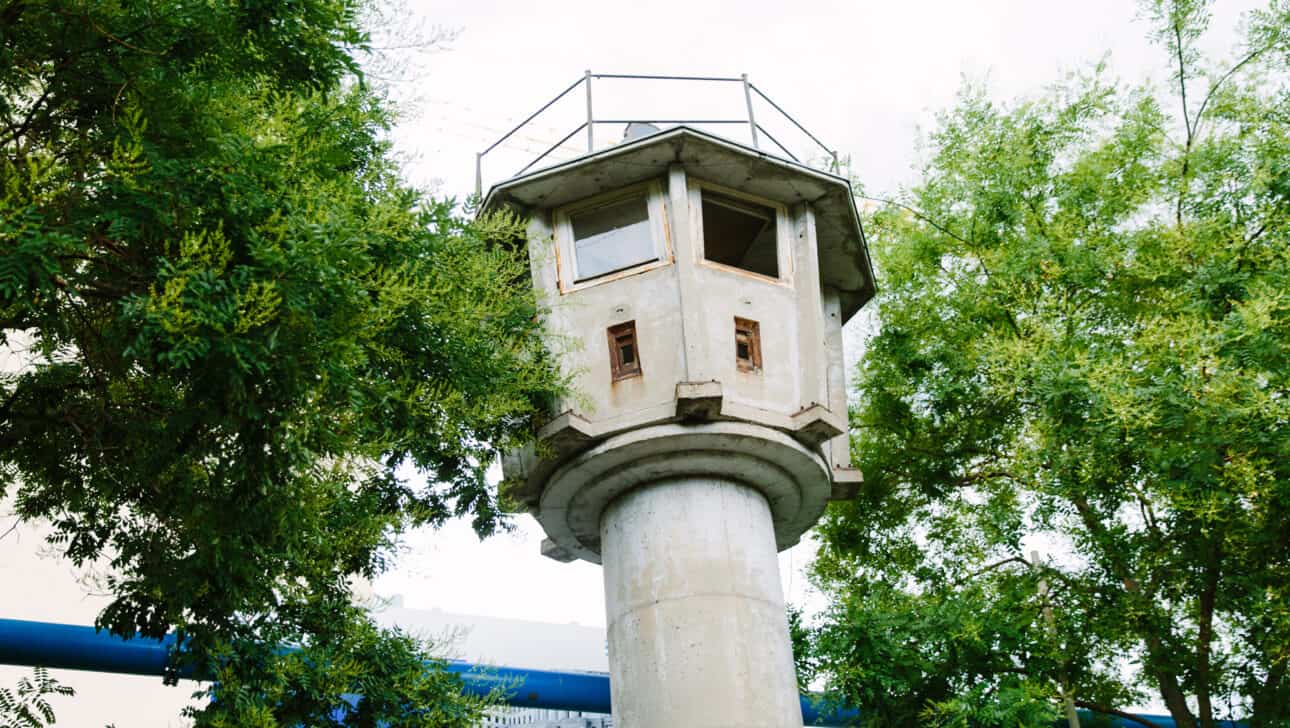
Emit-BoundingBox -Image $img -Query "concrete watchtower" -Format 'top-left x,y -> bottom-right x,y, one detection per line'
483,110 -> 874,726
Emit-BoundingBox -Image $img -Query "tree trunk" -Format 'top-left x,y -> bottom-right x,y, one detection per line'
1152,651 -> 1197,728
1251,659 -> 1287,727
1070,495 -> 1197,728
1196,551 -> 1219,728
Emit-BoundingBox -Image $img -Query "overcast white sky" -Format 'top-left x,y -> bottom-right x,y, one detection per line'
372,0 -> 1264,629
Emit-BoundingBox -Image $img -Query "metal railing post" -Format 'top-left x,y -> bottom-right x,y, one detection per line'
584,69 -> 594,152
475,152 -> 483,199
742,73 -> 760,149
476,73 -> 843,182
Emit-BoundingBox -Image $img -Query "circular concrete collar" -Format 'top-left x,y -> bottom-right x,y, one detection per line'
537,421 -> 832,565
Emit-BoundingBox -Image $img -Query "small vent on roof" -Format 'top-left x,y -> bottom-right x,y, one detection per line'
623,122 -> 661,142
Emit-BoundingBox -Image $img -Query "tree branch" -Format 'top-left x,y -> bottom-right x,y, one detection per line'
1245,205 -> 1283,246
85,16 -> 166,56
956,468 -> 1023,487
858,195 -> 975,247
0,84 -> 55,149
1174,19 -> 1192,230
1075,699 -> 1168,728
0,517 -> 20,543
1175,20 -> 1193,145
1193,38 -> 1280,136
973,255 -> 1024,337
1127,481 -> 1161,536
958,555 -> 1030,583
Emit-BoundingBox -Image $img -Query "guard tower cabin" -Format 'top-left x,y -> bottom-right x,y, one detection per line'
488,126 -> 873,535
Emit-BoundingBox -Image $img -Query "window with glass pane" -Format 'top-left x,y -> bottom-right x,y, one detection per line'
571,195 -> 656,281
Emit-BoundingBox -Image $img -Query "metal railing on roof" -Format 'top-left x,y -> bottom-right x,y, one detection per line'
474,71 -> 841,198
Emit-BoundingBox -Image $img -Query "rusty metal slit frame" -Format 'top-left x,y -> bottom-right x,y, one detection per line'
475,72 -> 843,198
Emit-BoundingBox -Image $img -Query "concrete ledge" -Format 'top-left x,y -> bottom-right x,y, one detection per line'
536,411 -> 597,455
504,399 -> 851,516
536,422 -> 831,564
502,412 -> 599,509
540,537 -> 577,563
718,400 -> 794,431
675,381 -> 722,422
790,404 -> 845,446
500,443 -> 544,506
829,467 -> 864,501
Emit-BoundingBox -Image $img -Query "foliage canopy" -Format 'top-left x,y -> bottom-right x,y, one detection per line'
810,1 -> 1290,726
0,0 -> 562,724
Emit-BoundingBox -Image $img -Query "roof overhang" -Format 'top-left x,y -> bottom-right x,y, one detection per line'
481,126 -> 875,322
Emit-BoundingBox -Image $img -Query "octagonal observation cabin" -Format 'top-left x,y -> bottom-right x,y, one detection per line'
479,73 -> 875,565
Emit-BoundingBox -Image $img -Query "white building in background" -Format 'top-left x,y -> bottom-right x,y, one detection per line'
372,598 -> 608,675
370,598 -> 612,727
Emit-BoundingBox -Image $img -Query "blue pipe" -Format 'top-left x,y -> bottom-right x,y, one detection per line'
0,619 -> 1244,727
0,619 -> 849,722
0,618 -> 182,678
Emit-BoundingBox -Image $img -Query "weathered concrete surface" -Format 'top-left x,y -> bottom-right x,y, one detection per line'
497,140 -> 868,513
600,478 -> 803,728
536,422 -> 832,565
481,127 -> 875,321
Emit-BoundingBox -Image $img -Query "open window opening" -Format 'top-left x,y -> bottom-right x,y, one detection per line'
702,190 -> 778,278
608,321 -> 642,381
571,194 -> 656,282
734,317 -> 762,373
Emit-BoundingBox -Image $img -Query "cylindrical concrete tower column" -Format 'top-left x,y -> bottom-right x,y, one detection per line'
600,477 -> 803,728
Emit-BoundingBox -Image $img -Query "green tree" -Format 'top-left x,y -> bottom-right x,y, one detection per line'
811,1 -> 1290,726
0,668 -> 74,728
0,0 -> 562,724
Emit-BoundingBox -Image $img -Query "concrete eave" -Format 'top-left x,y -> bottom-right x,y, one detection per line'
481,126 -> 876,322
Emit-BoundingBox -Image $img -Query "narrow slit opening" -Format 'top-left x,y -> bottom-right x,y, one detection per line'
608,321 -> 642,381
734,317 -> 762,373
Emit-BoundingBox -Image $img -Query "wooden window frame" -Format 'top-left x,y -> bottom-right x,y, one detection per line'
608,321 -> 642,381
689,178 -> 793,286
734,317 -> 762,373
553,180 -> 673,294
